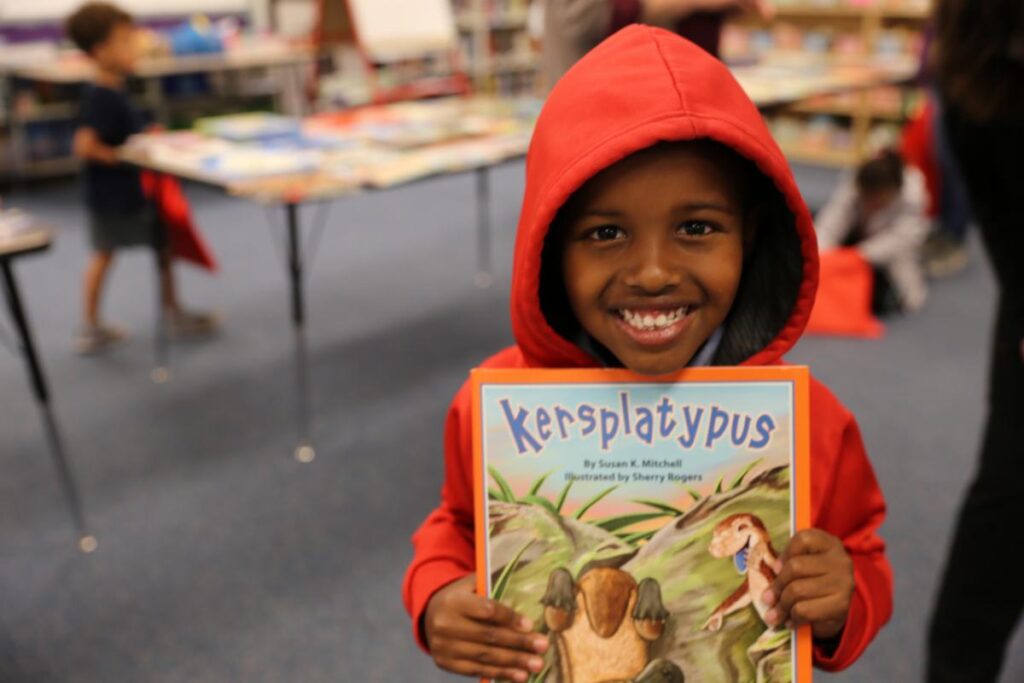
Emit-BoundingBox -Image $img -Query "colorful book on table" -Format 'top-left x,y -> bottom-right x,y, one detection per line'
472,367 -> 812,683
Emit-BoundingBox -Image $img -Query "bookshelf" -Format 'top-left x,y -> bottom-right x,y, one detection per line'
725,0 -> 930,167
453,0 -> 539,96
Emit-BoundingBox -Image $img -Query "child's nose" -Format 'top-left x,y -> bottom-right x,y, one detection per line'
623,238 -> 681,294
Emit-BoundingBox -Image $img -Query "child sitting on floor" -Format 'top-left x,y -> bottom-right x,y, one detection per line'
815,149 -> 930,314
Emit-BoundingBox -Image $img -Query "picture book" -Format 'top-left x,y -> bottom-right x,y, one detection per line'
472,367 -> 812,683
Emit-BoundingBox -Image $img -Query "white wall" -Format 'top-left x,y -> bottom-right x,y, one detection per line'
0,0 -> 254,24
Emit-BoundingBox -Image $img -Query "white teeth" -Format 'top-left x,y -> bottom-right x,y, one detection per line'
619,307 -> 689,331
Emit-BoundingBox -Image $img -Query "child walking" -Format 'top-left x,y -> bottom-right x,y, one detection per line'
403,26 -> 892,682
66,2 -> 215,354
815,149 -> 930,314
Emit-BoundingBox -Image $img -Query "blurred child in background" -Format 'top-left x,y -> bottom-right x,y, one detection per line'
815,149 -> 929,314
66,2 -> 215,355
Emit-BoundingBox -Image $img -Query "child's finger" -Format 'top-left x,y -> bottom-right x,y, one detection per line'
445,617 -> 549,654
781,594 -> 848,629
456,592 -> 533,631
766,553 -> 832,605
782,529 -> 837,562
770,577 -> 835,626
439,654 -> 532,683
444,640 -> 547,677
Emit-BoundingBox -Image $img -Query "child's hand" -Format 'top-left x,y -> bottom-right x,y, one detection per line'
761,529 -> 854,640
424,575 -> 549,682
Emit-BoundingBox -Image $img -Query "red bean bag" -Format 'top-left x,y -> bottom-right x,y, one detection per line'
806,248 -> 884,339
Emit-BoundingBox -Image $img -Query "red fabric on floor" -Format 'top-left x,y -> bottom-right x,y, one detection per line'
806,248 -> 884,338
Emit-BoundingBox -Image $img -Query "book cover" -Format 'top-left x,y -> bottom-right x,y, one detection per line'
472,367 -> 811,683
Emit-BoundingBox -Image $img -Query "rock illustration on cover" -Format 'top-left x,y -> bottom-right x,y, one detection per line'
540,567 -> 684,683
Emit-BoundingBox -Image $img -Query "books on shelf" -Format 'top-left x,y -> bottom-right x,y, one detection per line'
454,0 -> 539,95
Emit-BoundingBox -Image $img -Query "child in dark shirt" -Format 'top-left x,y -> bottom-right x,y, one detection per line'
66,2 -> 215,354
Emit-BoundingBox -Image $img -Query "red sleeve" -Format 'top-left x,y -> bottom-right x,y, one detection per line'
610,0 -> 642,33
402,379 -> 477,651
807,379 -> 893,671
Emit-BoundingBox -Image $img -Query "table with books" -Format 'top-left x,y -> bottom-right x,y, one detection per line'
120,97 -> 540,462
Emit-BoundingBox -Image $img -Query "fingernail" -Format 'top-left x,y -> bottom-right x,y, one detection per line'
533,636 -> 549,652
762,589 -> 776,605
529,657 -> 545,672
518,616 -> 534,631
765,609 -> 778,624
513,672 -> 527,682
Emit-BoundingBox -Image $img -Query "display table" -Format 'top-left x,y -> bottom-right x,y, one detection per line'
0,212 -> 95,552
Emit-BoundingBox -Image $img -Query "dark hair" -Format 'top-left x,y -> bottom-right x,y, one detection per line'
539,139 -> 802,366
65,2 -> 133,55
935,0 -> 1024,122
855,149 -> 904,194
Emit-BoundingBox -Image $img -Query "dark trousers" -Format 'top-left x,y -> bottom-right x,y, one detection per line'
932,94 -> 973,244
926,107 -> 1024,682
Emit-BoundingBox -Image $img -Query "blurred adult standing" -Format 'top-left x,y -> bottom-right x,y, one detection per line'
926,1 -> 1024,681
540,0 -> 774,88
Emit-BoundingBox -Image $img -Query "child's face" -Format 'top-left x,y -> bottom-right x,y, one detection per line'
560,143 -> 751,375
92,23 -> 138,75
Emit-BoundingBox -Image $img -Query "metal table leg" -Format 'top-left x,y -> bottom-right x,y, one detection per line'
151,180 -> 171,384
1,259 -> 96,553
474,166 -> 493,289
285,202 -> 315,463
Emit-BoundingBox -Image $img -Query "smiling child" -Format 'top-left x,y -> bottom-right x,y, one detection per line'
403,26 -> 892,682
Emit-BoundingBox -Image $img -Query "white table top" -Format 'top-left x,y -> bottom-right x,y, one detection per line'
0,215 -> 52,259
3,44 -> 313,84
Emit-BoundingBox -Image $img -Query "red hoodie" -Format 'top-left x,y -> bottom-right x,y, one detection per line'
403,25 -> 892,673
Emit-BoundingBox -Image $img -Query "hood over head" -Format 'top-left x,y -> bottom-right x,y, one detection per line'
510,25 -> 819,369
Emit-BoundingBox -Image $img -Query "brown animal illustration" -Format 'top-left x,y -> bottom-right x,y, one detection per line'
702,513 -> 783,632
541,567 -> 684,683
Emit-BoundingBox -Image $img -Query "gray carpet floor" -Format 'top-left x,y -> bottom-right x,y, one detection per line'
1,162 -> 1021,682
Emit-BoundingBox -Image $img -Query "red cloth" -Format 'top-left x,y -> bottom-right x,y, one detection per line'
402,27 -> 892,672
140,171 -> 218,272
901,100 -> 941,218
806,249 -> 885,339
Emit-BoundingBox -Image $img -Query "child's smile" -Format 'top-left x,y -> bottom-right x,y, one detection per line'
614,304 -> 695,346
559,141 -> 753,375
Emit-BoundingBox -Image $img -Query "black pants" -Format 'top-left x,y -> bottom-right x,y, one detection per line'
926,108 -> 1024,682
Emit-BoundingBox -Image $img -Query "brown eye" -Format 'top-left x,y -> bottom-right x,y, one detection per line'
586,225 -> 626,241
677,221 -> 716,237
